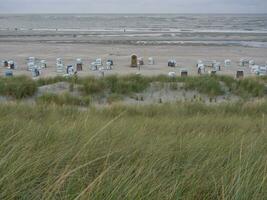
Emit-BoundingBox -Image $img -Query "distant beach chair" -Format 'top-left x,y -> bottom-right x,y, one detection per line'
67,65 -> 75,76
148,57 -> 155,65
90,62 -> 98,71
107,59 -> 114,66
249,60 -> 255,67
168,72 -> 176,77
56,58 -> 65,75
138,57 -> 144,65
76,58 -> 83,71
40,60 -> 47,68
252,65 -> 267,76
106,61 -> 112,70
32,67 -> 40,77
3,60 -> 9,68
259,66 -> 267,76
8,60 -> 16,70
236,70 -> 244,79
213,62 -> 221,71
239,58 -> 250,67
180,69 -> 188,77
224,59 -> 231,67
95,58 -> 102,66
5,70 -> 13,77
197,63 -> 205,75
168,60 -> 176,67
131,55 -> 138,67
27,57 -> 36,71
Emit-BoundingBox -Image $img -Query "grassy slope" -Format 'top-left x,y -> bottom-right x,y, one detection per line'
0,75 -> 266,108
0,102 -> 267,199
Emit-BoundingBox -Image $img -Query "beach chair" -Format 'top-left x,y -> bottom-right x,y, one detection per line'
259,66 -> 267,76
107,59 -> 113,66
138,57 -> 144,65
56,58 -> 65,75
3,60 -> 8,68
67,65 -> 75,76
168,60 -> 176,67
239,58 -> 249,67
180,69 -> 188,77
40,60 -> 47,68
5,70 -> 13,77
236,70 -> 244,79
106,61 -> 112,70
76,58 -> 83,71
251,65 -> 260,74
148,57 -> 155,65
213,62 -> 221,71
168,72 -> 176,77
224,59 -> 231,67
90,62 -> 98,71
131,55 -> 138,67
32,67 -> 40,77
197,63 -> 205,75
8,60 -> 16,70
27,57 -> 36,71
95,58 -> 102,66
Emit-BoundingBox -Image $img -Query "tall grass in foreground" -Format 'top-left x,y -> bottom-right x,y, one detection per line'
0,102 -> 266,199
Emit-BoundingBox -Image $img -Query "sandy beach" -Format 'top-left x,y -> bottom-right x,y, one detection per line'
1,40 -> 267,77
1,14 -> 267,78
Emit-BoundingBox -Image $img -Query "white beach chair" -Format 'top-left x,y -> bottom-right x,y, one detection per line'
148,57 -> 155,65
138,57 -> 144,65
106,61 -> 112,70
168,72 -> 176,77
95,58 -> 102,66
56,58 -> 65,75
224,59 -> 231,67
90,62 -> 98,71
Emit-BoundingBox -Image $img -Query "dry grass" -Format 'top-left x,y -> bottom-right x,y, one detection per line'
0,101 -> 266,199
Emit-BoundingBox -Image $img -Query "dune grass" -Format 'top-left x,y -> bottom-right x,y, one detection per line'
184,76 -> 224,96
37,75 -> 266,98
0,102 -> 266,199
37,93 -> 91,106
0,76 -> 37,99
0,75 -> 266,105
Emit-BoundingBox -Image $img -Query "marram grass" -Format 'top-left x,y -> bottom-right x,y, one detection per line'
0,102 -> 266,199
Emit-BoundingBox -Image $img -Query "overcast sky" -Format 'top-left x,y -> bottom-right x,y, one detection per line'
1,0 -> 267,14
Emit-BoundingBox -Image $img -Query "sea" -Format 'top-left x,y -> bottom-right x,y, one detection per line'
0,14 -> 267,47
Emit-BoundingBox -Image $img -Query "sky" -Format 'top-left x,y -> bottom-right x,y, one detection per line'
0,0 -> 267,14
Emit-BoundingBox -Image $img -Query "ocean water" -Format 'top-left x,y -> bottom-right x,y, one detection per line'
0,14 -> 267,31
0,14 -> 267,47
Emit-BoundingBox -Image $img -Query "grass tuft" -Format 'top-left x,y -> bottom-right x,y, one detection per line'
0,76 -> 37,99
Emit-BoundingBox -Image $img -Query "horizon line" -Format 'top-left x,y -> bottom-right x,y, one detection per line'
0,12 -> 267,15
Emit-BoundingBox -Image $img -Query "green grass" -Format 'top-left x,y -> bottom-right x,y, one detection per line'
236,78 -> 266,98
0,102 -> 267,199
37,93 -> 91,106
184,76 -> 225,96
0,76 -> 37,99
0,75 -> 266,104
37,76 -> 77,86
38,75 -> 266,98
